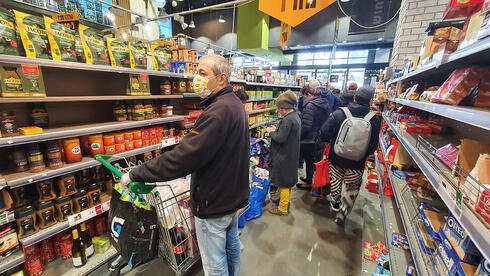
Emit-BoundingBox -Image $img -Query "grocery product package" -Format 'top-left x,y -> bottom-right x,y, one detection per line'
455,139 -> 490,180
0,7 -> 22,56
151,40 -> 172,71
479,12 -> 490,40
79,24 -> 110,65
14,10 -> 50,59
443,0 -> 484,20
0,64 -> 45,97
74,33 -> 84,62
44,16 -> 76,62
431,67 -> 485,105
464,153 -> 490,223
129,41 -> 147,69
106,37 -> 130,67
474,71 -> 490,107
458,12 -> 485,50
436,144 -> 459,169
443,212 -> 483,265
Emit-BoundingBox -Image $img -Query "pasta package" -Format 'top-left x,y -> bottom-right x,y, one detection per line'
0,7 -> 22,56
14,10 -> 50,59
129,41 -> 147,69
151,40 -> 172,72
44,16 -> 76,62
79,24 -> 110,65
106,37 -> 130,67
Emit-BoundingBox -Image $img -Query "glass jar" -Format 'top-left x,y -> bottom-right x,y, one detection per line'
44,140 -> 63,169
8,148 -> 28,172
27,143 -> 46,173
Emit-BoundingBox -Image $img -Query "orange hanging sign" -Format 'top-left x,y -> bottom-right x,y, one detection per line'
259,0 -> 336,27
280,22 -> 291,50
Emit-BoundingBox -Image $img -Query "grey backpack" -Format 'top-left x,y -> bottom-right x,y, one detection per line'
333,107 -> 376,161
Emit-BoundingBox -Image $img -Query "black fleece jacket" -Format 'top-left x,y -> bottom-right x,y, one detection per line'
130,86 -> 250,219
301,95 -> 330,143
318,102 -> 381,170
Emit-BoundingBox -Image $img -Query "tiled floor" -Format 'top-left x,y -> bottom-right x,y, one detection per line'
91,173 -> 378,276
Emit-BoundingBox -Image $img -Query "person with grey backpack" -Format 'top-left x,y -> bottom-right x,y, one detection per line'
318,86 -> 381,226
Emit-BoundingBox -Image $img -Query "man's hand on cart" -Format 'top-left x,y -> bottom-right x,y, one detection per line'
120,172 -> 132,191
266,125 -> 276,133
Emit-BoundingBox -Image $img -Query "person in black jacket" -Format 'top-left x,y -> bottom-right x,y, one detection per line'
340,82 -> 358,107
266,90 -> 301,216
120,55 -> 249,276
318,86 -> 381,226
297,85 -> 330,189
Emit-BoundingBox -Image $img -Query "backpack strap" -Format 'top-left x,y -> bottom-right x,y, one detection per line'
340,107 -> 352,118
363,111 -> 376,122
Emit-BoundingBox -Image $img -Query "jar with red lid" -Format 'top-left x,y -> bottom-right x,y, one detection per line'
114,133 -> 125,144
150,138 -> 157,145
105,145 -> 116,155
141,129 -> 150,140
125,141 -> 134,151
115,144 -> 125,153
134,140 -> 143,148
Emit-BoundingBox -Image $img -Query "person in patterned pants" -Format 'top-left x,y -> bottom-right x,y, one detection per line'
318,87 -> 381,226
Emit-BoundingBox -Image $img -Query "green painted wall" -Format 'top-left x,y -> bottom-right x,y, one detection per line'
237,0 -> 269,51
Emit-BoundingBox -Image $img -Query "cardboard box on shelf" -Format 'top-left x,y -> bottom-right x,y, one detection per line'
443,212 -> 483,265
415,220 -> 436,255
419,203 -> 447,241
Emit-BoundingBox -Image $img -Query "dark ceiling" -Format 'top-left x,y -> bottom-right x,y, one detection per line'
163,0 -> 234,13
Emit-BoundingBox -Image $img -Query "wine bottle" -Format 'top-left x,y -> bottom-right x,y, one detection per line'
80,223 -> 94,258
71,229 -> 87,268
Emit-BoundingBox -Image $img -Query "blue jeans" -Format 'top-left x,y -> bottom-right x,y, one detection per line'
194,212 -> 240,276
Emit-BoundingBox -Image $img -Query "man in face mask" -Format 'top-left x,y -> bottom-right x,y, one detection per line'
120,55 -> 250,276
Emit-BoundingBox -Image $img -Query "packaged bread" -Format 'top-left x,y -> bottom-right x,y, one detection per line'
431,67 -> 486,106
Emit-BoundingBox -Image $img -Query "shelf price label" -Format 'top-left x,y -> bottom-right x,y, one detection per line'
441,178 -> 463,219
67,201 -> 109,227
161,137 -> 178,148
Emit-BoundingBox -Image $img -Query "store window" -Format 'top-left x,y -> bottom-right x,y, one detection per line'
375,48 -> 391,63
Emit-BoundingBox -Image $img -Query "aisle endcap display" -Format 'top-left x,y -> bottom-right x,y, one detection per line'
0,116 -> 185,148
383,115 -> 490,262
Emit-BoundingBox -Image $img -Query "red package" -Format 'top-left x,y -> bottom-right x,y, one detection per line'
475,76 -> 490,107
431,67 -> 483,105
40,239 -> 55,264
476,189 -> 490,224
443,0 -> 484,20
435,144 -> 459,169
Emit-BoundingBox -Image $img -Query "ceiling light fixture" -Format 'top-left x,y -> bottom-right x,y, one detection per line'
189,20 -> 196,28
171,0 -> 177,7
181,22 -> 188,30
218,15 -> 226,23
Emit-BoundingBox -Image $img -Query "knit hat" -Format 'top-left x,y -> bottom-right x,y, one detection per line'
348,82 -> 358,91
354,86 -> 375,103
276,90 -> 297,109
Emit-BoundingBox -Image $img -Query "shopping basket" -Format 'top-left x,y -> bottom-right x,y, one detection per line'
95,154 -> 200,276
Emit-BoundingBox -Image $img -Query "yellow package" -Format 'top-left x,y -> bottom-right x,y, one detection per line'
150,40 -> 172,71
13,10 -> 50,59
129,41 -> 147,69
43,16 -> 76,62
79,24 -> 110,65
106,37 -> 130,67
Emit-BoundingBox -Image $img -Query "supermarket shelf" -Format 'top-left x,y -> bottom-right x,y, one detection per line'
393,99 -> 490,131
245,82 -> 302,89
3,137 -> 180,188
247,107 -> 277,115
246,98 -> 275,102
386,37 -> 490,85
0,250 -> 25,274
249,119 -> 279,129
43,246 -> 118,276
182,93 -> 200,98
0,95 -> 184,103
184,123 -> 195,128
20,200 -> 111,247
0,54 -> 194,78
0,211 -> 15,226
375,157 -> 411,275
0,178 -> 6,189
0,116 -> 184,148
384,115 -> 490,261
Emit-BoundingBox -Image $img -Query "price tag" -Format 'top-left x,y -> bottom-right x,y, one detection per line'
443,180 -> 463,220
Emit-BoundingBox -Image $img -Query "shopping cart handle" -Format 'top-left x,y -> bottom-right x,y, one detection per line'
94,154 -> 156,195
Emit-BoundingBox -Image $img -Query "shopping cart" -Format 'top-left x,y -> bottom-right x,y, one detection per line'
95,155 -> 200,276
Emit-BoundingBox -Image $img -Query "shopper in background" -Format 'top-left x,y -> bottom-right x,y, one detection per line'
297,84 -> 330,189
309,79 -> 342,113
297,85 -> 308,114
235,88 -> 249,103
266,90 -> 301,216
340,82 -> 358,107
318,86 -> 381,226
332,88 -> 341,97
120,55 -> 249,276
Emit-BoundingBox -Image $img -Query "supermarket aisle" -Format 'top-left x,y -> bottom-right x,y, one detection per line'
92,186 -> 373,276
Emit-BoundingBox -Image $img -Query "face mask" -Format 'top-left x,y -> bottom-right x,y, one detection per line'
192,75 -> 218,98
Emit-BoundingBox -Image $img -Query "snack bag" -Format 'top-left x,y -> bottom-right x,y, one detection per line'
79,24 -> 110,65
129,41 -> 147,69
44,16 -> 76,62
151,40 -> 172,72
443,0 -> 484,20
431,67 -> 484,105
0,7 -> 22,56
106,37 -> 130,67
14,10 -> 50,59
